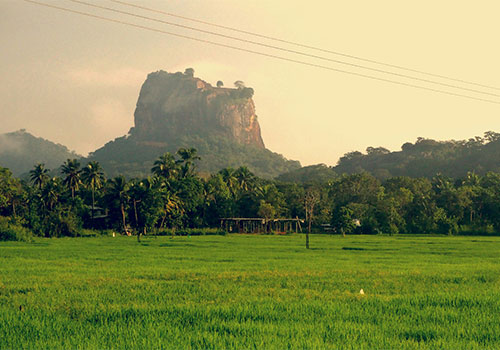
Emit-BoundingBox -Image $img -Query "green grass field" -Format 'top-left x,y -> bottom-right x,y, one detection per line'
1,234 -> 499,349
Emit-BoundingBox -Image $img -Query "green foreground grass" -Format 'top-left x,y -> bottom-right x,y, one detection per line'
1,234 -> 500,349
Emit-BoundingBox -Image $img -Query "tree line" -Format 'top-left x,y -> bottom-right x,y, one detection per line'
334,131 -> 500,179
2,147 -> 500,241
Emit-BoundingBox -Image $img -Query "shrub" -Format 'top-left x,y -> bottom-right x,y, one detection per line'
43,210 -> 80,237
0,217 -> 33,242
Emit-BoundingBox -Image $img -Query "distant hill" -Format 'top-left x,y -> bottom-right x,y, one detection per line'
277,131 -> 500,182
0,130 -> 81,177
334,132 -> 500,179
88,70 -> 300,178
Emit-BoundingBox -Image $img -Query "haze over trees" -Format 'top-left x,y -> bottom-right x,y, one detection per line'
0,130 -> 80,177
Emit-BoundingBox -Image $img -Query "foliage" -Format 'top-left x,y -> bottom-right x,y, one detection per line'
60,159 -> 81,199
0,129 -> 80,177
331,206 -> 357,236
276,164 -> 337,184
0,217 -> 32,241
4,146 -> 500,237
89,134 -> 300,179
334,131 -> 500,179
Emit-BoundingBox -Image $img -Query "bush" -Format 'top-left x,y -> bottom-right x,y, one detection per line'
0,217 -> 33,242
43,209 -> 81,237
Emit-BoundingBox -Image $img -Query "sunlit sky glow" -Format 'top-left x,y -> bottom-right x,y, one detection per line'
1,0 -> 499,166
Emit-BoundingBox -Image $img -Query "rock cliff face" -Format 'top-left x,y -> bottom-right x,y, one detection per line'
131,71 -> 265,148
89,70 -> 301,179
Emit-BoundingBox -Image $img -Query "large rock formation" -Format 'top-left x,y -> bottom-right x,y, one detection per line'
131,71 -> 265,148
89,70 -> 300,178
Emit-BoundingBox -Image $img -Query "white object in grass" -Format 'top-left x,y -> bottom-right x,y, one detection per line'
359,289 -> 365,295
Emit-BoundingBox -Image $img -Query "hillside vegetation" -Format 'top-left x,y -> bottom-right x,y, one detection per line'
0,130 -> 80,177
278,131 -> 500,182
89,134 -> 299,179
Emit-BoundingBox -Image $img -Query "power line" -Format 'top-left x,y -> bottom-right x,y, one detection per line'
22,0 -> 500,105
109,0 -> 500,92
68,0 -> 500,98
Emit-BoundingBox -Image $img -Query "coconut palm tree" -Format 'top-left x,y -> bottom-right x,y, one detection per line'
29,163 -> 50,190
41,177 -> 62,211
151,153 -> 178,180
81,161 -> 105,224
106,176 -> 129,234
235,166 -> 256,192
61,159 -> 81,200
219,168 -> 238,197
176,147 -> 200,178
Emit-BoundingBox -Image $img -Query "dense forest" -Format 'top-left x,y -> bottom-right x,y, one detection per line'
279,131 -> 500,182
335,131 -> 500,179
2,146 -> 500,242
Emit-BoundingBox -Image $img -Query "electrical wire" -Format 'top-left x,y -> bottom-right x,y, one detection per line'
67,0 -> 500,98
109,0 -> 500,91
22,0 -> 500,105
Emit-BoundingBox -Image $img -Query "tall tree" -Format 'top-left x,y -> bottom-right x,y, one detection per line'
0,167 -> 23,217
41,177 -> 62,212
219,168 -> 238,198
304,188 -> 319,249
29,164 -> 49,190
128,178 -> 162,241
176,147 -> 200,178
61,159 -> 81,200
234,166 -> 256,193
81,161 -> 105,225
106,176 -> 129,234
152,153 -> 178,181
331,206 -> 356,237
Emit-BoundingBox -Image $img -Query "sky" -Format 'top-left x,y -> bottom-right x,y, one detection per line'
1,0 -> 499,166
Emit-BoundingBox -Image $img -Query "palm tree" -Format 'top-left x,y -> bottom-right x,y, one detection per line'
159,191 -> 183,229
235,166 -> 255,192
61,159 -> 81,200
219,168 -> 238,197
81,161 -> 105,224
41,177 -> 61,211
29,163 -> 49,190
151,153 -> 178,180
176,147 -> 200,178
106,176 -> 129,234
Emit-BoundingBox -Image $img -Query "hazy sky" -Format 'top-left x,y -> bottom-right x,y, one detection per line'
1,0 -> 499,166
